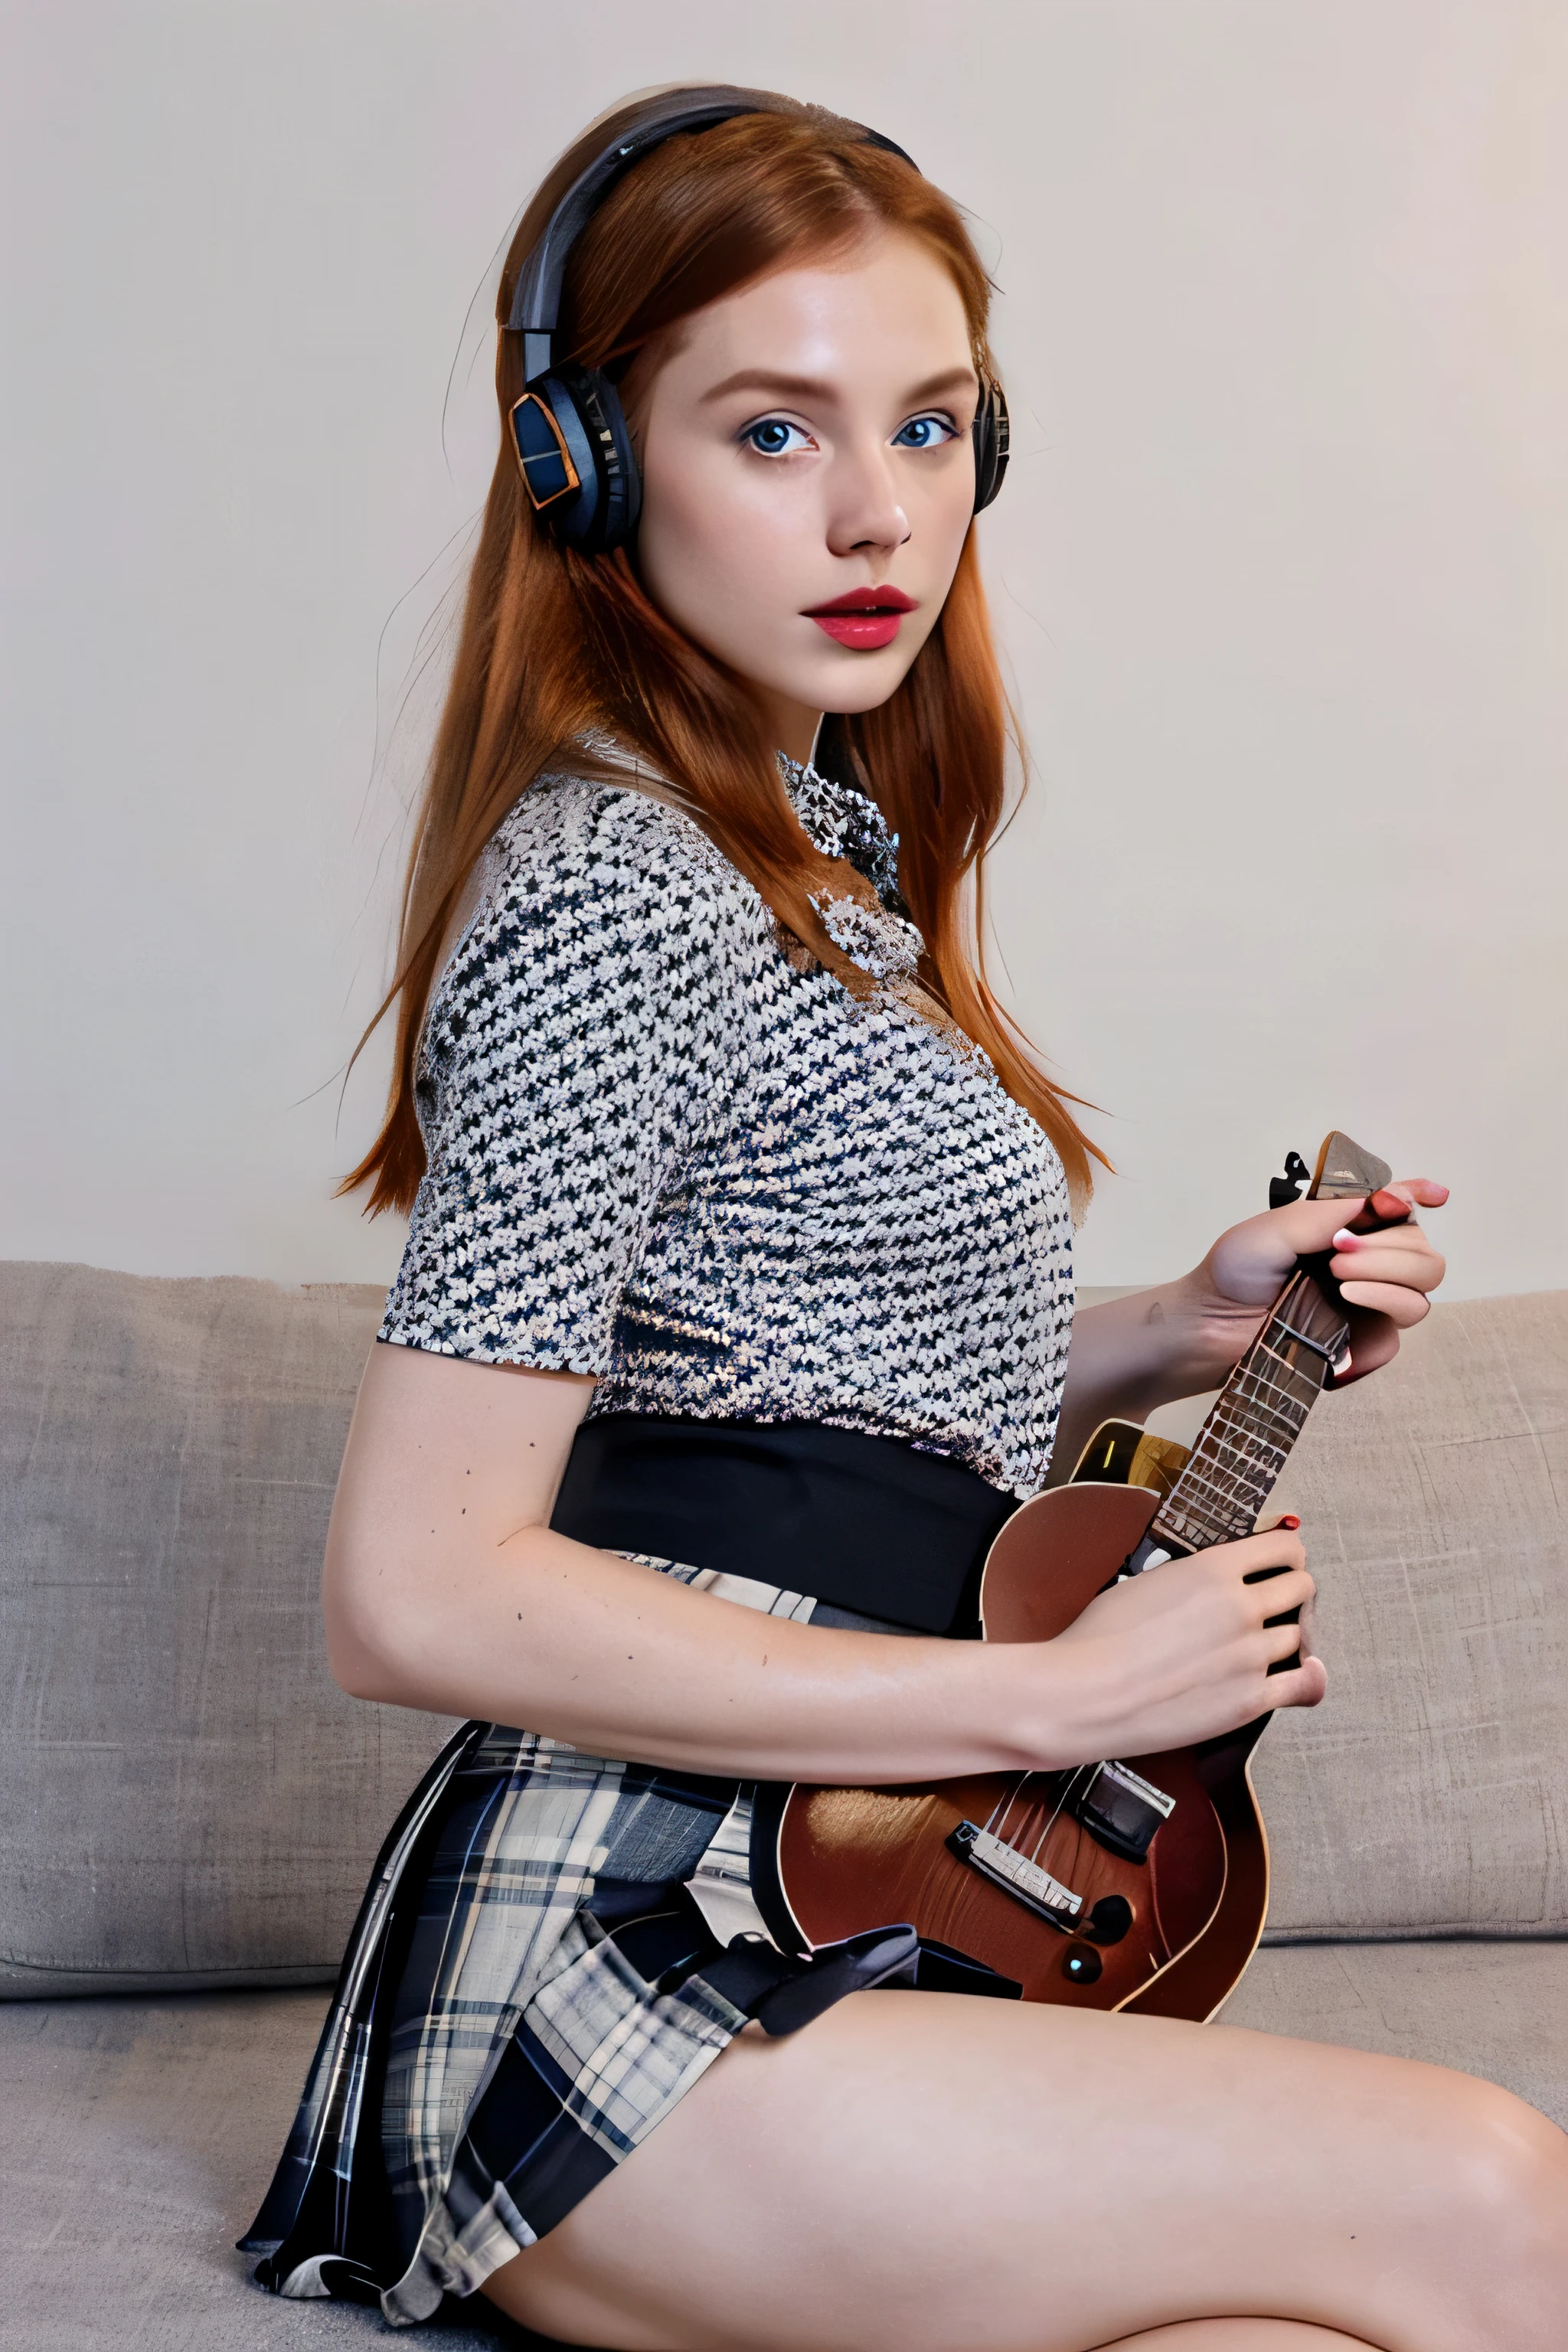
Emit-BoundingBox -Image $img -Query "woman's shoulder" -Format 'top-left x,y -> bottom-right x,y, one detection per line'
490,768 -> 762,939
430,769 -> 769,1058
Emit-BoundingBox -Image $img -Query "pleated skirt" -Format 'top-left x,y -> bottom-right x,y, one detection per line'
240,1560 -> 923,2327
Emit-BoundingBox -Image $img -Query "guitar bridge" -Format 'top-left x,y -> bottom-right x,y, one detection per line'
1073,1761 -> 1175,1863
947,1821 -> 1083,1932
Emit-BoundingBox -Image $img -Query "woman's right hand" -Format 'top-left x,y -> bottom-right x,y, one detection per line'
1018,1522 -> 1325,1768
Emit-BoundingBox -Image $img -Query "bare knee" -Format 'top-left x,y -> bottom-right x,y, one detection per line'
1419,2074 -> 1568,2320
1450,2076 -> 1565,2205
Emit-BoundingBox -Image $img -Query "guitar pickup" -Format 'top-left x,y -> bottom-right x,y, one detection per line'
946,1820 -> 1083,1932
1073,1761 -> 1175,1863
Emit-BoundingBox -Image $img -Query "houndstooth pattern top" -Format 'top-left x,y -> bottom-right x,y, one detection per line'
379,755 -> 1074,1499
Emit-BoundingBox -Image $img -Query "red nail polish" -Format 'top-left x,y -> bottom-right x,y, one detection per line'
1279,1514 -> 1301,1530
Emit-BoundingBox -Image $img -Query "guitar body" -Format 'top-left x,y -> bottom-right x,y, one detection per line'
767,1131 -> 1396,2025
774,1476 -> 1269,2017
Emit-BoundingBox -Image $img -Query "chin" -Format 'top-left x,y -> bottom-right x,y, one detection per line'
828,672 -> 920,719
795,652 -> 921,719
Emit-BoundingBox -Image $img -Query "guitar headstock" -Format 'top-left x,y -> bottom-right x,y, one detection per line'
1269,1130 -> 1400,1389
1307,1132 -> 1393,1202
1269,1131 -> 1393,1210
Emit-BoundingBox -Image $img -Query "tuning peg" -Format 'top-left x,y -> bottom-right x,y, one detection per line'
1269,1150 -> 1310,1210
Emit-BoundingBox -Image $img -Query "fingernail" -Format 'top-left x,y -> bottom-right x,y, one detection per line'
1279,1514 -> 1301,1530
1331,1227 -> 1362,1250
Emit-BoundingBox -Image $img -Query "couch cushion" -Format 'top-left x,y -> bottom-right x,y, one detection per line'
1257,1289 -> 1568,1940
0,1988 -> 518,2350
0,1262 -> 457,1998
1222,1938 -> 1568,2128
0,1955 -> 1561,2351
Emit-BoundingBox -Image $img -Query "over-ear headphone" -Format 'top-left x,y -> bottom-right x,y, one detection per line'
505,84 -> 1009,554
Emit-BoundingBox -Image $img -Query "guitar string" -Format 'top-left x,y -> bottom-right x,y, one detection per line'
1027,1763 -> 1092,1868
1159,1263 -> 1354,1545
975,1376 -> 1283,1878
1195,1359 -> 1321,1444
1157,1338 -> 1324,1541
974,1761 -> 1092,1893
982,1272 -> 1352,1930
1161,1455 -> 1301,1543
1177,1447 -> 1298,1500
1181,1348 -> 1320,1457
1225,1367 -> 1324,1427
972,1286 -> 1341,1906
1199,1397 -> 1314,1457
983,1771 -> 1036,1845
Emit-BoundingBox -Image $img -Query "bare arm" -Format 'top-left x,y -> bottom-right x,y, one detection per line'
323,1340 -> 1323,1782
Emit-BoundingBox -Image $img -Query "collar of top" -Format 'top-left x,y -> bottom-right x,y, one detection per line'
778,755 -> 906,915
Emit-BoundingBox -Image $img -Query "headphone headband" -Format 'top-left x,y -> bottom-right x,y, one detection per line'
505,86 -> 918,381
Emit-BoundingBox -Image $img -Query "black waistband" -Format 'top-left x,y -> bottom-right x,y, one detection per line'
548,1413 -> 1018,1636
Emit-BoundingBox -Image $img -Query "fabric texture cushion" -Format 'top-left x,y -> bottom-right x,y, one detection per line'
0,1262 -> 456,1998
0,1988 -> 521,2350
1256,1289 -> 1568,1940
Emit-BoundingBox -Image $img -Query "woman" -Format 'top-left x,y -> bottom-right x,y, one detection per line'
246,87 -> 1564,2351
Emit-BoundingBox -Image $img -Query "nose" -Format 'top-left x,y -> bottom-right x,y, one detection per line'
824,435 -> 910,559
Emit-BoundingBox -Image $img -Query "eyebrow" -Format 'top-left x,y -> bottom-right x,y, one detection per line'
699,364 -> 978,409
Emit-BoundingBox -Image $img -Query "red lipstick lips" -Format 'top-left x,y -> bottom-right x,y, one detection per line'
804,585 -> 918,650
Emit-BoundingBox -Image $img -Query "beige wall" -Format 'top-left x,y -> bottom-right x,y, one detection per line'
4,1 -> 1564,1295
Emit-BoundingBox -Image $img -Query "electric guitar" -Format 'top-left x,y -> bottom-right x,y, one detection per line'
755,1132 -> 1398,2022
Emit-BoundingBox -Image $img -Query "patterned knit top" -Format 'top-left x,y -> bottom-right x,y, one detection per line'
379,756 -> 1074,1498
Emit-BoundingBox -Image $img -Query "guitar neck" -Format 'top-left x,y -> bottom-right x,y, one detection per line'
1148,1269 -> 1351,1556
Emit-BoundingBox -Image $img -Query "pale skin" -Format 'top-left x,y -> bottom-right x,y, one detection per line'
326,232 -> 1566,2347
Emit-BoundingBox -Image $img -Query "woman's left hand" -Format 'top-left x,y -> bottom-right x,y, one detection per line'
1189,1177 -> 1450,1386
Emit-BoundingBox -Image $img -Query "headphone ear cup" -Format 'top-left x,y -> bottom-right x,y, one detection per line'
972,379 -> 1010,514
524,364 -> 642,554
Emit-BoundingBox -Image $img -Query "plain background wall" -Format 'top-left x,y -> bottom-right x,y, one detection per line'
3,0 -> 1564,1296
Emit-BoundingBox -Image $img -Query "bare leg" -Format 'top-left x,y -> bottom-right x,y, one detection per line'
479,1991 -> 1567,2352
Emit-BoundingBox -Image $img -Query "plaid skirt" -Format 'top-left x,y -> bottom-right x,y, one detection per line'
240,1560 -> 923,2326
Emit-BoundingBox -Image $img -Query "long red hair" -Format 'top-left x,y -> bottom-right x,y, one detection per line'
345,91 -> 1106,1214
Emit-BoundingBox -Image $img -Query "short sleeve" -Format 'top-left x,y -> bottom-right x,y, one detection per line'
378,783 -> 753,1369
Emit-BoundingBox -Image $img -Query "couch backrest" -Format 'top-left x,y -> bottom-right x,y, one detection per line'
0,1261 -> 456,1997
2,1263 -> 1564,1996
1263,1287 -> 1566,1939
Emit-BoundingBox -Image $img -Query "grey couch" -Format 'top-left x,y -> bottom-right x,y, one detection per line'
3,1262 -> 1565,2350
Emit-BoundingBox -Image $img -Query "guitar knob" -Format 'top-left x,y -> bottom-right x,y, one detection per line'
1083,1895 -> 1133,1946
1062,1944 -> 1103,1985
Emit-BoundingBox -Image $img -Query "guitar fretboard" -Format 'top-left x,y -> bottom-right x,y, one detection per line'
1149,1270 -> 1350,1555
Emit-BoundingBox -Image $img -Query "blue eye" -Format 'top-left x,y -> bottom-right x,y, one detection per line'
743,417 -> 812,456
892,413 -> 959,449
